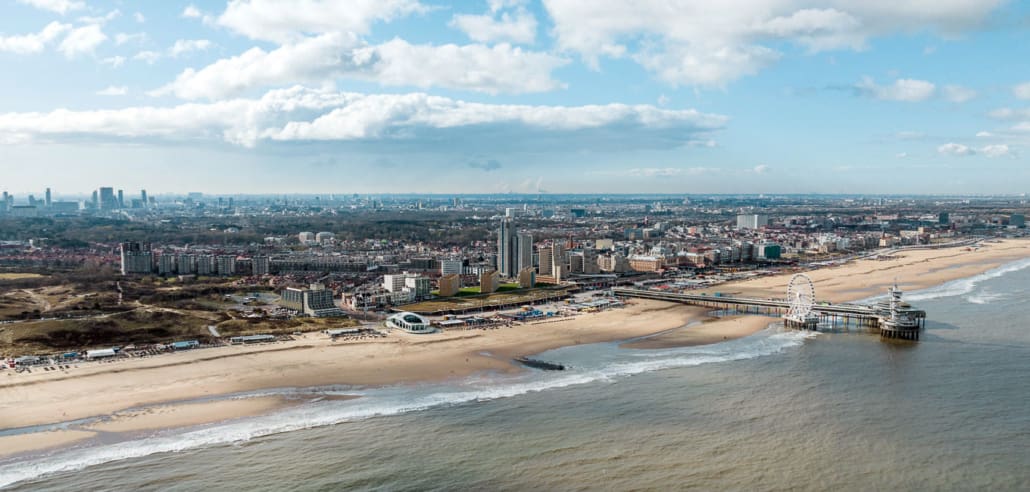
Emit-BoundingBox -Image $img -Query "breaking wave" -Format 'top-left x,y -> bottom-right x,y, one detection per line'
0,328 -> 814,488
861,257 -> 1030,304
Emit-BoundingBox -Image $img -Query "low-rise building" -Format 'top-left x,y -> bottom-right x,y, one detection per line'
281,283 -> 346,317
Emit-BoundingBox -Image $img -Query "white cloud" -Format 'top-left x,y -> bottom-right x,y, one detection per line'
610,166 -> 719,177
753,164 -> 770,174
489,0 -> 526,12
895,131 -> 926,140
96,85 -> 128,96
0,21 -> 70,54
942,84 -> 976,103
155,33 -> 568,100
182,5 -> 202,18
0,86 -> 726,149
77,9 -> 121,25
216,0 -> 427,43
133,50 -> 161,64
371,39 -> 567,94
541,0 -> 1005,86
134,12 -> 146,23
169,39 -> 212,57
895,152 -> 908,158
101,55 -> 125,67
633,42 -> 780,87
989,108 -> 1022,120
980,144 -> 1010,158
114,32 -> 147,46
975,131 -> 992,138
625,167 -> 685,177
57,24 -> 107,58
451,8 -> 537,44
988,107 -> 1030,129
15,0 -> 84,15
937,142 -> 974,156
1014,82 -> 1030,100
856,77 -> 936,102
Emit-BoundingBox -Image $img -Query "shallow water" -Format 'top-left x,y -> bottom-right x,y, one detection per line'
4,260 -> 1030,491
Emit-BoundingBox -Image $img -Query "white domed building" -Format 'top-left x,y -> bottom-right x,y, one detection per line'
386,312 -> 434,333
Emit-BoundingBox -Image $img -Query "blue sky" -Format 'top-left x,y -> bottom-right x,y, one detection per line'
2,0 -> 1030,196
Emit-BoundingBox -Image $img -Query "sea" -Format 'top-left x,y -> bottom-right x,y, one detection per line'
3,258 -> 1030,491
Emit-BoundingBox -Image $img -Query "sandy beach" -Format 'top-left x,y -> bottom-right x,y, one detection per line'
703,239 -> 1030,303
0,298 -> 704,451
1,238 -> 1028,458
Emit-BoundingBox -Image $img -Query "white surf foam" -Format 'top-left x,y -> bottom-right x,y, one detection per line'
965,288 -> 1006,305
859,256 -> 1030,304
0,329 -> 814,488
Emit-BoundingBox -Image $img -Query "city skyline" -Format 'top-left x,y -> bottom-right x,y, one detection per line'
2,1 -> 1030,194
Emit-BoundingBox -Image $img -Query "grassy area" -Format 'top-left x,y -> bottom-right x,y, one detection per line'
0,309 -> 360,355
445,283 -> 524,297
0,309 -> 222,355
215,317 -> 359,337
403,287 -> 571,314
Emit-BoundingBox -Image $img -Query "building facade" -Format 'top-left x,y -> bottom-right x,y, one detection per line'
119,242 -> 153,275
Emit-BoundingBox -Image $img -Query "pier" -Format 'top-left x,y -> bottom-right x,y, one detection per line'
612,277 -> 926,341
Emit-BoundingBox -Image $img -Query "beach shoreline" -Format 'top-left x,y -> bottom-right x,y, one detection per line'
2,238 -> 1028,459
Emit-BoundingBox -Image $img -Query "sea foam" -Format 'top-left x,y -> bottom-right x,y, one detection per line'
858,256 -> 1030,304
0,328 -> 812,488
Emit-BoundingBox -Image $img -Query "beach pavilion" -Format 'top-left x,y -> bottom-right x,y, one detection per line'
386,312 -> 434,333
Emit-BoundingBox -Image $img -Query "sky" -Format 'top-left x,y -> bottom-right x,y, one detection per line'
2,0 -> 1030,196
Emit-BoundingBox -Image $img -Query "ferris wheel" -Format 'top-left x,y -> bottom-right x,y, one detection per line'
786,273 -> 816,321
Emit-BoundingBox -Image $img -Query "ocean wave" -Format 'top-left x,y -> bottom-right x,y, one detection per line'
0,329 -> 813,488
860,256 -> 1030,304
965,288 -> 1006,305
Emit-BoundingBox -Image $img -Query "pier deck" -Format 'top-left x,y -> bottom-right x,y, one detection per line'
611,288 -> 926,340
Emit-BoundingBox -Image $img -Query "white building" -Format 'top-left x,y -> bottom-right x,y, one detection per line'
736,214 -> 769,230
298,231 -> 316,244
315,232 -> 335,244
383,274 -> 408,293
386,312 -> 433,333
440,259 -> 463,275
404,276 -> 432,298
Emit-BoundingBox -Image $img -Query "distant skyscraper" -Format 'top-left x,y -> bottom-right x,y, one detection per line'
45,188 -> 51,208
98,187 -> 116,210
117,189 -> 124,208
91,190 -> 99,209
516,232 -> 534,273
497,218 -> 514,277
141,189 -> 148,207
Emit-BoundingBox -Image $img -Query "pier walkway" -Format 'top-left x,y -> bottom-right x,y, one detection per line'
611,287 -> 926,340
